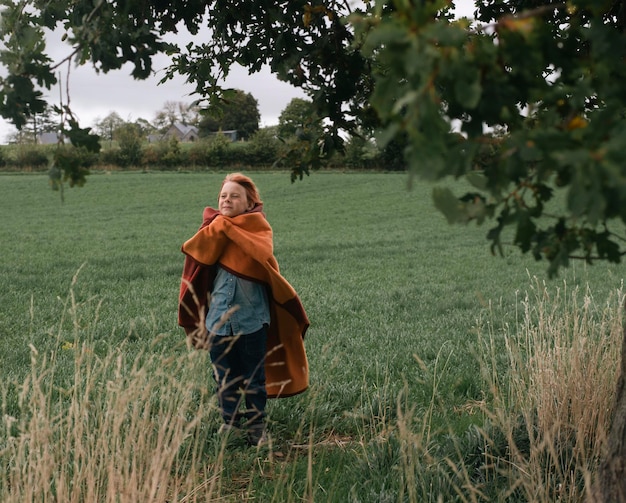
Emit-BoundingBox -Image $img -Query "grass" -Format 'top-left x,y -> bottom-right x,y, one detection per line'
0,170 -> 624,501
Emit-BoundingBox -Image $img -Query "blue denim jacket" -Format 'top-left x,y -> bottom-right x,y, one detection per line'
206,265 -> 270,336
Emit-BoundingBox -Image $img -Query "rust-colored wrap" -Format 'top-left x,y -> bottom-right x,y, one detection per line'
178,205 -> 309,398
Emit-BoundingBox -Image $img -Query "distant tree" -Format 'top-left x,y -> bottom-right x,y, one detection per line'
93,112 -> 125,142
343,129 -> 380,170
198,89 -> 260,140
7,104 -> 59,144
179,103 -> 201,127
114,123 -> 143,166
134,117 -> 156,136
277,98 -> 322,140
32,106 -> 59,139
153,101 -> 179,130
274,98 -> 326,174
197,114 -> 220,135
152,101 -> 199,132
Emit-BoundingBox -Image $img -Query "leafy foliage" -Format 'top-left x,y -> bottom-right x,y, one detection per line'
49,144 -> 97,200
2,0 -> 626,272
352,0 -> 626,276
277,98 -> 321,139
197,89 -> 260,140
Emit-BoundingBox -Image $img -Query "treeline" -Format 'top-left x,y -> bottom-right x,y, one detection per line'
0,128 -> 405,173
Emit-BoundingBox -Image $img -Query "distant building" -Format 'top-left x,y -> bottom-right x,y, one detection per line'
37,132 -> 68,145
162,122 -> 199,142
150,124 -> 240,143
208,130 -> 239,142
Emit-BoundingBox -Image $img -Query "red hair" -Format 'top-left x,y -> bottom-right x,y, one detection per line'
220,172 -> 262,207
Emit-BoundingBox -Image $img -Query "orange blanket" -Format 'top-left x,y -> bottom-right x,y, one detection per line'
179,206 -> 309,398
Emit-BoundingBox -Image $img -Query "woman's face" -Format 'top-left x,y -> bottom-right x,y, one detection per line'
218,181 -> 253,217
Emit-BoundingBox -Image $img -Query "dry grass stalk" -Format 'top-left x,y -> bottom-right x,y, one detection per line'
489,279 -> 623,502
0,343 -> 222,502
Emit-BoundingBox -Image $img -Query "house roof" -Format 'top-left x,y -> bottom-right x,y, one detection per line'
38,132 -> 65,144
172,123 -> 198,136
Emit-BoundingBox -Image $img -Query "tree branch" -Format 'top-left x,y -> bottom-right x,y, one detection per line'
49,0 -> 106,72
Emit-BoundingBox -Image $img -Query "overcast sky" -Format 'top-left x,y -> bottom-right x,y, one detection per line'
0,1 -> 476,143
0,37 -> 309,143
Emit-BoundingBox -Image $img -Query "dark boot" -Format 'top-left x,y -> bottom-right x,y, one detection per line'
247,422 -> 267,447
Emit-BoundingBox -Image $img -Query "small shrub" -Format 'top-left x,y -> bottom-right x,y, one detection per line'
140,144 -> 160,167
205,134 -> 232,167
160,136 -> 182,168
14,145 -> 50,170
247,129 -> 280,166
98,147 -> 123,167
139,137 -> 182,169
115,123 -> 144,167
187,140 -> 210,167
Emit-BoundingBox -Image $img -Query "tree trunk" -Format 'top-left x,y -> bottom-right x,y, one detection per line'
592,319 -> 626,502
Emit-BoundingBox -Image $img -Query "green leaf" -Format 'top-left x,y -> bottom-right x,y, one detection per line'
433,187 -> 464,224
64,120 -> 101,153
454,78 -> 481,109
375,123 -> 400,150
513,210 -> 536,253
433,188 -> 488,224
596,232 -> 621,263
362,20 -> 408,56
466,171 -> 488,191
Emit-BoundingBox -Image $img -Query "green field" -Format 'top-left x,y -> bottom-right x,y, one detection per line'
0,171 -> 623,501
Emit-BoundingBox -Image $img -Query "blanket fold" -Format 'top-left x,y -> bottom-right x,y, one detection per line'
178,205 -> 309,398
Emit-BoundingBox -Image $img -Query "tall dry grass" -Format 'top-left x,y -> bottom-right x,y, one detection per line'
389,278 -> 624,502
0,272 -> 318,503
1,273 -> 623,502
480,278 -> 623,502
0,272 -> 225,502
0,338 -> 226,502
0,267 -> 230,502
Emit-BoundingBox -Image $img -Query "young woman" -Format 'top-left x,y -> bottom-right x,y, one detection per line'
178,173 -> 309,446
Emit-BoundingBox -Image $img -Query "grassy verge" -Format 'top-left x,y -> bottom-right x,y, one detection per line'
0,171 -> 623,501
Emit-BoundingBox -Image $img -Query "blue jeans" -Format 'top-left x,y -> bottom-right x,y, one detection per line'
209,326 -> 267,426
